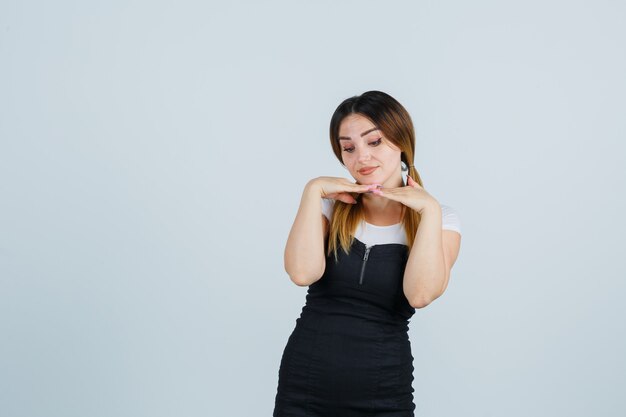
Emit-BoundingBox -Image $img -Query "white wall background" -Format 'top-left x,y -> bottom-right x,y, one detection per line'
1,1 -> 625,416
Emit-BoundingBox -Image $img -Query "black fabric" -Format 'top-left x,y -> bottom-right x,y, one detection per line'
273,237 -> 417,416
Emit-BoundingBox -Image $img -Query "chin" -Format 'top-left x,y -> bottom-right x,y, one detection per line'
356,178 -> 378,185
354,171 -> 385,185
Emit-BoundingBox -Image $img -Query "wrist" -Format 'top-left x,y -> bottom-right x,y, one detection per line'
418,199 -> 441,215
304,179 -> 324,198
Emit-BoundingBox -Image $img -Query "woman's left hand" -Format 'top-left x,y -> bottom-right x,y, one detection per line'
371,175 -> 440,214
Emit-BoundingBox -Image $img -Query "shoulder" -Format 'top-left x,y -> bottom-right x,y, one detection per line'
440,204 -> 462,235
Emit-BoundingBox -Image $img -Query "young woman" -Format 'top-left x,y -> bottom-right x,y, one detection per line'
273,90 -> 462,416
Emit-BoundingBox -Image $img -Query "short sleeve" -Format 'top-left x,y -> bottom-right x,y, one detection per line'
321,198 -> 335,221
441,204 -> 462,235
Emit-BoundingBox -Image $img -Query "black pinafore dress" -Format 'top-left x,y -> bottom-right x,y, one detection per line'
273,237 -> 416,416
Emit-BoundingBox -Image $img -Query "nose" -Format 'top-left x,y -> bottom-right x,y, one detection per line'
356,146 -> 371,163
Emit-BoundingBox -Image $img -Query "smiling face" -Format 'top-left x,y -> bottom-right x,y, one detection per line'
338,113 -> 404,188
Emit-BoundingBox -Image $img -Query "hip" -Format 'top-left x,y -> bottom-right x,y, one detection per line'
276,313 -> 415,413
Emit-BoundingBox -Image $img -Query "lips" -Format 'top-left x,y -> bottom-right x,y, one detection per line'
358,166 -> 378,175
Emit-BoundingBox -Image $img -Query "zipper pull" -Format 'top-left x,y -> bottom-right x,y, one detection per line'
358,246 -> 373,285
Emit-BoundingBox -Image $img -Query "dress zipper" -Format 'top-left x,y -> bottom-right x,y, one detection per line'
358,246 -> 373,285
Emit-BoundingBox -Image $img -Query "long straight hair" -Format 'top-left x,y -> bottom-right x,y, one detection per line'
326,90 -> 424,261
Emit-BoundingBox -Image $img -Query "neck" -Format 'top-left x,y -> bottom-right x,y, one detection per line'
359,171 -> 405,219
361,193 -> 405,222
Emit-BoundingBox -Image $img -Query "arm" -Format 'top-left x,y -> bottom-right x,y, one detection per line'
366,176 -> 462,308
284,177 -> 374,286
284,180 -> 328,286
403,202 -> 461,308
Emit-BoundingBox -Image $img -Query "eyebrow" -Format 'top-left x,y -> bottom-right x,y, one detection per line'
338,127 -> 379,141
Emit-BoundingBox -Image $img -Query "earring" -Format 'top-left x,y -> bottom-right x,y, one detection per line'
401,161 -> 415,171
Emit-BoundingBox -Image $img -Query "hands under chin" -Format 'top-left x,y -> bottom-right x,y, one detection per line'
368,175 -> 440,214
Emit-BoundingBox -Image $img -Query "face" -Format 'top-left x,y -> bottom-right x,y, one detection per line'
338,113 -> 403,188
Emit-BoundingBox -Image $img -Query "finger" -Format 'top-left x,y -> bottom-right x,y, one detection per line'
372,186 -> 409,197
407,175 -> 421,188
370,187 -> 386,197
331,192 -> 358,204
370,188 -> 411,206
370,188 -> 400,203
353,183 -> 380,193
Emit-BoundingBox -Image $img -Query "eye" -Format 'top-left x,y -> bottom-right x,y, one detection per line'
369,138 -> 382,146
342,147 -> 355,153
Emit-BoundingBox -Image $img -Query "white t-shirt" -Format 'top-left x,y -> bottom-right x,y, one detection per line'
321,198 -> 462,247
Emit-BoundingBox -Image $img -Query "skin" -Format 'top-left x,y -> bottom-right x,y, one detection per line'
283,114 -> 461,308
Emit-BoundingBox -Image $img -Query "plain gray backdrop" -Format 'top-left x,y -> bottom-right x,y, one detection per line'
1,1 -> 625,416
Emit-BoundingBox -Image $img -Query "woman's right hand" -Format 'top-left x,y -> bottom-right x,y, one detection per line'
307,176 -> 380,204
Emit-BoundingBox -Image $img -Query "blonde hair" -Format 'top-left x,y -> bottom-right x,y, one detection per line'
326,91 -> 424,261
